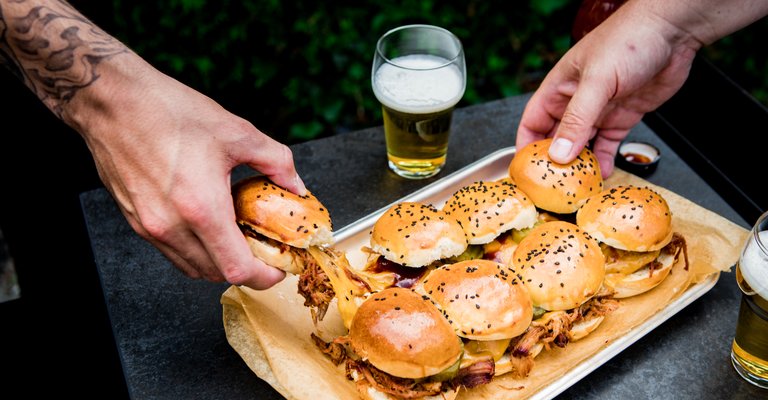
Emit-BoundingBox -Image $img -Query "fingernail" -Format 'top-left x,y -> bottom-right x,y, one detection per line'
295,175 -> 307,196
549,138 -> 573,161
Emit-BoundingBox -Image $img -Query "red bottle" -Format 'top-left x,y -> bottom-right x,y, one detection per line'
571,0 -> 627,43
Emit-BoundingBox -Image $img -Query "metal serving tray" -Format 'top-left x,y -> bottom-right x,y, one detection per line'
331,146 -> 718,400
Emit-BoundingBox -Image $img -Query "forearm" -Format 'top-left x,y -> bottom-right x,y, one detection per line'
625,0 -> 768,47
0,0 -> 134,124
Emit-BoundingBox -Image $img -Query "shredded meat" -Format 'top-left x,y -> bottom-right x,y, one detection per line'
454,358 -> 494,388
511,293 -> 619,358
506,353 -> 536,379
311,333 -> 347,366
346,359 -> 449,400
666,232 -> 689,271
296,249 -> 335,323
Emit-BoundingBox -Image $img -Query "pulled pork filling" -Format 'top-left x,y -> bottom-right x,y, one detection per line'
510,292 -> 619,360
241,226 -> 336,323
296,249 -> 335,322
311,334 -> 493,399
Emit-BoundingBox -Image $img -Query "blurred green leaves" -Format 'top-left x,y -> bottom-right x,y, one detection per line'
94,1 -> 582,143
78,1 -> 767,145
82,1 -> 583,143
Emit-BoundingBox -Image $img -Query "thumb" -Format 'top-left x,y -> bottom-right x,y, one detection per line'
548,81 -> 611,164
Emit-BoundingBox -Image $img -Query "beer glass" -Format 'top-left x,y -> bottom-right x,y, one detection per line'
372,25 -> 466,179
732,210 -> 768,388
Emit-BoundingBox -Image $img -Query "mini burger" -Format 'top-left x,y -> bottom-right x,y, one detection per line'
576,185 -> 688,298
357,202 -> 468,292
442,180 -> 538,265
312,287 -> 467,400
419,259 -> 536,379
509,138 -> 603,215
232,176 -> 368,323
511,221 -> 618,357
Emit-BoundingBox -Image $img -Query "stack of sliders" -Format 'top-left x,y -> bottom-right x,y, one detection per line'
575,185 -> 688,298
313,258 -> 537,399
232,176 -> 369,324
313,287 -> 467,400
441,180 -> 538,265
418,259 -> 536,380
511,221 -> 618,357
355,201 -> 469,293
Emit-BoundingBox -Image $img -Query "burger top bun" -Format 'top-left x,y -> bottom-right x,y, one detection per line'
422,259 -> 533,341
370,202 -> 467,268
233,176 -> 333,248
349,287 -> 462,380
509,138 -> 603,214
513,221 -> 605,311
576,185 -> 673,252
443,180 -> 537,245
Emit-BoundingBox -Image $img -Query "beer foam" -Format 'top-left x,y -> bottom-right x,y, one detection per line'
741,230 -> 768,300
373,54 -> 464,114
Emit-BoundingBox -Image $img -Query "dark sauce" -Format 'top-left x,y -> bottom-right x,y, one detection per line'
623,152 -> 652,164
369,256 -> 426,288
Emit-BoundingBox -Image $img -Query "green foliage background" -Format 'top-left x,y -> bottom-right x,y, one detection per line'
72,1 -> 767,145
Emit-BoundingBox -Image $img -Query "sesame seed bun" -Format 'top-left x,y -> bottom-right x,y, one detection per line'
349,287 -> 463,380
513,221 -> 605,311
509,138 -> 603,214
421,259 -> 533,341
370,202 -> 468,268
233,176 -> 334,274
443,180 -> 538,245
576,185 -> 673,252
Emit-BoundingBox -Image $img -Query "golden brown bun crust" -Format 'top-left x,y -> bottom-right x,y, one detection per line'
509,138 -> 603,214
233,176 -> 333,249
443,180 -> 537,245
513,221 -> 605,311
371,202 -> 467,268
350,287 -> 462,379
422,260 -> 533,340
576,185 -> 673,252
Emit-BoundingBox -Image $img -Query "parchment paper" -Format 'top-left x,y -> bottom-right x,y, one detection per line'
221,169 -> 748,400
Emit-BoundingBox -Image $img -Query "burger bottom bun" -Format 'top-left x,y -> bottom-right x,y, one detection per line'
495,343 -> 543,378
604,249 -> 677,299
569,314 -> 606,341
245,235 -> 303,275
355,381 -> 460,400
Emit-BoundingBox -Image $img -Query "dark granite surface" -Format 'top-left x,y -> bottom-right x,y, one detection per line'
80,93 -> 764,399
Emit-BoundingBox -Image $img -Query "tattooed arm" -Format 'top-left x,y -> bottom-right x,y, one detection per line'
0,0 -> 305,289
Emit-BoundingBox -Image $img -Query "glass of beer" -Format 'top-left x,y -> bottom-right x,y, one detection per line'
372,24 -> 466,179
732,210 -> 768,388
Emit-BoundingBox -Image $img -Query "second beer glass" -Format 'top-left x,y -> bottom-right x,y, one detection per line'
372,25 -> 466,179
732,210 -> 768,388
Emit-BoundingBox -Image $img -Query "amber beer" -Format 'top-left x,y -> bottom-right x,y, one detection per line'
731,223 -> 768,389
380,102 -> 453,178
372,25 -> 465,179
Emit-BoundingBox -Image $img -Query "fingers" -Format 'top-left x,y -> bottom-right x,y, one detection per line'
238,127 -> 307,196
193,195 -> 287,290
591,128 -> 626,178
548,79 -> 610,164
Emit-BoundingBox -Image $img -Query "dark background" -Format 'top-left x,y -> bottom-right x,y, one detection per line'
0,1 -> 766,397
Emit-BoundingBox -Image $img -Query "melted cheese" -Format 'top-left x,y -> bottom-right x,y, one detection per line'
601,244 -> 660,275
307,247 -> 369,329
460,338 -> 513,368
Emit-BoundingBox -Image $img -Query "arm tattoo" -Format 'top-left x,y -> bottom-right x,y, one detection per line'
0,0 -> 128,117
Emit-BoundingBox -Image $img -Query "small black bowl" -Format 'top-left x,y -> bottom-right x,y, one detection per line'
615,141 -> 660,177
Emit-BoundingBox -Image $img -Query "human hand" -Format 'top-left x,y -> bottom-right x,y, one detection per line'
70,57 -> 305,290
516,1 -> 700,177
